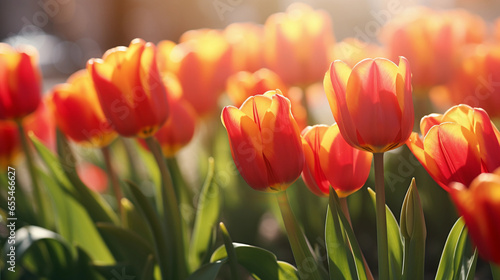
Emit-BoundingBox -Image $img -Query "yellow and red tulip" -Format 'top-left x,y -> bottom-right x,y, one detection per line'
301,124 -> 372,197
449,168 -> 500,265
87,38 -> 169,138
264,3 -> 334,86
221,90 -> 304,192
224,22 -> 265,73
49,70 -> 117,147
406,105 -> 500,191
323,57 -> 414,153
0,43 -> 41,120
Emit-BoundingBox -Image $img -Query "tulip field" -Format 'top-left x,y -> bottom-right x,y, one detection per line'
1,3 -> 500,280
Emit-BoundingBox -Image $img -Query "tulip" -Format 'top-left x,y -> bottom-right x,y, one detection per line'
450,168 -> 500,265
323,57 -> 414,153
159,29 -> 232,116
24,99 -> 56,152
49,70 -> 117,147
221,90 -> 304,192
77,163 -> 109,193
224,22 -> 265,73
332,38 -> 386,68
301,124 -> 372,197
87,38 -> 169,138
226,68 -> 287,107
264,3 -> 334,86
380,7 -> 485,92
0,120 -> 20,168
406,105 -> 500,192
0,43 -> 41,120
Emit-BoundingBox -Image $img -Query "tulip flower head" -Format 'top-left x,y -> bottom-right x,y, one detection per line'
301,124 -> 372,197
324,57 -> 414,153
0,43 -> 41,120
87,38 -> 169,138
407,105 -> 500,192
450,168 -> 500,265
50,70 -> 117,147
221,90 -> 304,192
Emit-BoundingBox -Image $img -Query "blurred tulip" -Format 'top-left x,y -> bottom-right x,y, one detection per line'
224,22 -> 265,73
450,168 -> 500,265
324,57 -> 413,153
0,120 -> 20,168
24,99 -> 56,152
332,38 -> 386,68
87,38 -> 169,138
429,45 -> 500,118
49,70 -> 117,147
381,7 -> 486,92
154,75 -> 197,157
159,29 -> 232,116
264,3 -> 334,86
0,43 -> 41,120
221,91 -> 304,192
226,68 -> 287,107
77,163 -> 109,193
301,124 -> 372,197
407,105 -> 500,191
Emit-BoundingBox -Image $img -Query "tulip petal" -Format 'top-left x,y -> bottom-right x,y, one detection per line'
420,113 -> 443,136
301,125 -> 330,196
396,56 -> 414,143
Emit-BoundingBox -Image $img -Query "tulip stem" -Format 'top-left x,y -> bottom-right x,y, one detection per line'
121,137 -> 141,183
16,120 -> 47,227
276,190 -> 324,280
339,197 -> 374,280
491,264 -> 500,280
145,137 -> 187,280
374,152 -> 389,280
101,146 -> 124,222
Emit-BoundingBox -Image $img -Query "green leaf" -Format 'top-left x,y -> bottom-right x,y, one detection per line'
211,243 -> 299,280
125,180 -> 171,280
465,250 -> 478,280
189,157 -> 221,271
31,134 -> 118,225
121,197 -> 154,246
140,254 -> 156,280
187,260 -> 227,280
435,217 -> 476,280
96,223 -> 155,277
368,188 -> 403,280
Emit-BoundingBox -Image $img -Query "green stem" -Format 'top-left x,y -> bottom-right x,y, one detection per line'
101,146 -> 124,222
276,191 -> 324,280
492,264 -> 500,280
374,153 -> 389,280
339,197 -> 374,280
16,120 -> 46,226
121,137 -> 141,183
145,137 -> 187,280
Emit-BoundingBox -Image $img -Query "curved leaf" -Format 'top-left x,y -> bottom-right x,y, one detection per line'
187,260 -> 227,280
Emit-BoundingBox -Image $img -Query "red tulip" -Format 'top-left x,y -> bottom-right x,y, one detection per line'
0,43 -> 41,120
324,57 -> 414,153
221,91 -> 304,192
301,124 -> 372,197
407,105 -> 500,191
0,120 -> 20,168
87,38 -> 169,138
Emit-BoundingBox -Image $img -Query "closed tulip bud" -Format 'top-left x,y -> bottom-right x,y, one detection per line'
0,43 -> 41,120
49,70 -> 117,147
87,38 -> 169,138
301,124 -> 372,197
324,57 -> 414,153
221,90 -> 304,192
450,168 -> 500,265
407,104 -> 500,192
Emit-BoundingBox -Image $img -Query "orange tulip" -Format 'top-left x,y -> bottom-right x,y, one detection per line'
226,68 -> 287,107
301,124 -> 372,197
49,70 -> 117,147
429,45 -> 500,118
407,105 -> 500,192
449,168 -> 500,265
0,120 -> 20,168
224,22 -> 265,73
0,43 -> 41,120
159,29 -> 232,116
381,7 -> 485,92
323,57 -> 414,153
264,3 -> 334,86
87,39 -> 169,138
221,90 -> 304,192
